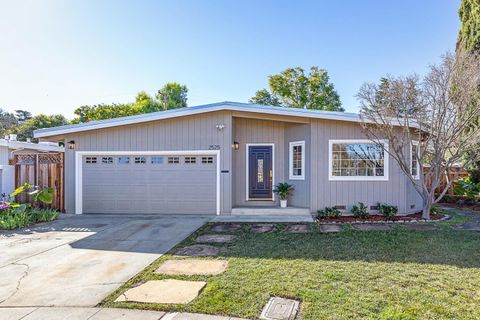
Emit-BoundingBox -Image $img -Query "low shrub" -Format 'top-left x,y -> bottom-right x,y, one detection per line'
377,203 -> 398,217
317,206 -> 341,218
351,202 -> 369,218
0,208 -> 58,230
440,194 -> 479,204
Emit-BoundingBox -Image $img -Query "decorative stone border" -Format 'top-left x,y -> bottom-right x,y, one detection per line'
316,214 -> 451,225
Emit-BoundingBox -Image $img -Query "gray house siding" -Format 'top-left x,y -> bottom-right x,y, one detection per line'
63,111 -> 233,214
310,119 -> 409,214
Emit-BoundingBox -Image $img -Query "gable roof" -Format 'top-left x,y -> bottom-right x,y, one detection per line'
34,101 -> 361,138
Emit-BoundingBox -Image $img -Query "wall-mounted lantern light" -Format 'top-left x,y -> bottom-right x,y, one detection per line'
215,124 -> 225,131
233,141 -> 239,150
68,140 -> 76,150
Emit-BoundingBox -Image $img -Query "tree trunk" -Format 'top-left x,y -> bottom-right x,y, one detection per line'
422,195 -> 432,220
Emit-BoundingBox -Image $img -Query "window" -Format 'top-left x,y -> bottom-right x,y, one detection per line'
201,156 -> 214,164
85,156 -> 97,164
118,157 -> 130,164
151,156 -> 164,164
329,139 -> 389,181
168,156 -> 179,164
102,157 -> 113,164
410,141 -> 420,180
185,156 -> 196,164
289,141 -> 305,180
134,156 -> 146,164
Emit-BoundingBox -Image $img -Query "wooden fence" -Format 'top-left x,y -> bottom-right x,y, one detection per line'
13,153 -> 64,212
424,166 -> 469,195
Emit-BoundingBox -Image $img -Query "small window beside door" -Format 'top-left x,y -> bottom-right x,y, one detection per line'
289,141 -> 305,180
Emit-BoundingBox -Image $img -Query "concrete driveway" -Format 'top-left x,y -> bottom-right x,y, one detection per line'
0,214 -> 210,307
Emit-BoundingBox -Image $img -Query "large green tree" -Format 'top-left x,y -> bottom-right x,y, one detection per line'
13,114 -> 67,142
250,66 -> 343,111
156,82 -> 188,110
0,109 -> 19,137
458,0 -> 480,53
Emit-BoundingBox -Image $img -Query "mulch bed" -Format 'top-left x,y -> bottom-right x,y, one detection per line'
439,202 -> 480,212
317,212 -> 445,223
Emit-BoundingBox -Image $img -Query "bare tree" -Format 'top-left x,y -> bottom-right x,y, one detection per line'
357,52 -> 480,219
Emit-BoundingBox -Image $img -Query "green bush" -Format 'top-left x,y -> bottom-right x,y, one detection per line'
454,177 -> 480,199
351,202 -> 369,218
377,203 -> 398,217
317,206 -> 341,218
0,208 -> 58,230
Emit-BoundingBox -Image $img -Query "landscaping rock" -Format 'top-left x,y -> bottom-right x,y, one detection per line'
284,224 -> 309,233
209,223 -> 243,233
251,223 -> 276,233
403,223 -> 437,231
352,223 -> 392,231
195,234 -> 238,243
115,279 -> 206,304
175,244 -> 220,257
260,297 -> 299,320
319,224 -> 342,233
452,223 -> 480,231
155,259 -> 228,275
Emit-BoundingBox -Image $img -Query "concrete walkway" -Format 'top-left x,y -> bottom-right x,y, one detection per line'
212,214 -> 314,223
0,214 -> 210,307
0,307 -> 245,320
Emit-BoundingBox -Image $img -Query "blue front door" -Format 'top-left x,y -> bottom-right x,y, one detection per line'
248,145 -> 273,200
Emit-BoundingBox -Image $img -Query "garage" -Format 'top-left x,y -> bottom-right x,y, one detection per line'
79,152 -> 219,215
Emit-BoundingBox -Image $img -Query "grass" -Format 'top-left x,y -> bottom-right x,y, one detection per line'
0,207 -> 58,230
102,208 -> 480,319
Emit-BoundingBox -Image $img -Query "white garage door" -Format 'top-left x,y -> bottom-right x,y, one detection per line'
81,154 -> 217,214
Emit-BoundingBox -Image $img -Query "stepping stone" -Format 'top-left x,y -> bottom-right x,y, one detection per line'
403,223 -> 437,231
175,244 -> 220,257
155,259 -> 228,275
453,223 -> 480,231
115,279 -> 206,304
284,224 -> 309,233
352,223 -> 392,231
260,297 -> 299,320
319,224 -> 342,233
251,223 -> 275,233
209,223 -> 242,233
195,234 -> 238,243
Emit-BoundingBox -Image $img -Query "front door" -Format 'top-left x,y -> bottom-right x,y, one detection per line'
248,145 -> 273,200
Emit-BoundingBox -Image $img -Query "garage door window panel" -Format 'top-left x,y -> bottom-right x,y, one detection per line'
118,157 -> 130,164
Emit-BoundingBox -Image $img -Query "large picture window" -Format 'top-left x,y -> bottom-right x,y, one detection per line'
289,141 -> 305,180
329,139 -> 389,181
410,141 -> 420,180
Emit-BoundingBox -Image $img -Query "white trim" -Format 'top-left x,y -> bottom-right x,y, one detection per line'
75,150 -> 221,215
328,139 -> 389,181
289,140 -> 305,180
245,143 -> 275,201
410,141 -> 420,180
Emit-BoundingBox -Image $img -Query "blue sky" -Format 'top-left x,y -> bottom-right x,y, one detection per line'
0,0 -> 460,118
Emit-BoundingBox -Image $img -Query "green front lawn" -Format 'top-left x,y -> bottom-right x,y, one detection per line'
103,209 -> 480,319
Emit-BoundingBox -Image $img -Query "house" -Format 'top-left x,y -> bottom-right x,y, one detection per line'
34,101 -> 422,216
0,135 -> 65,196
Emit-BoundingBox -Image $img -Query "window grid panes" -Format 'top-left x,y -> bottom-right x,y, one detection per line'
85,157 -> 97,164
118,157 -> 130,164
292,145 -> 302,176
151,156 -> 163,164
185,156 -> 196,164
331,143 -> 385,177
411,144 -> 418,177
134,156 -> 146,164
168,156 -> 179,164
201,156 -> 214,164
102,157 -> 113,164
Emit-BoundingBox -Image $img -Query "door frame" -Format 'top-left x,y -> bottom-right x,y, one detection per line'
75,150 -> 221,215
245,143 -> 275,201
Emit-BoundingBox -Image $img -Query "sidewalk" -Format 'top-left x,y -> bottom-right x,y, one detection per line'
0,307 -> 246,320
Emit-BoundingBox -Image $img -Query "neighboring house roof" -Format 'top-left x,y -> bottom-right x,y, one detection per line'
34,101 -> 362,138
0,139 -> 64,152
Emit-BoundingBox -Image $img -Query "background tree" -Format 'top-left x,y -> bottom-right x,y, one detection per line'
249,89 -> 281,106
358,53 -> 480,219
0,109 -> 19,137
13,114 -> 68,142
457,0 -> 480,53
135,91 -> 160,113
14,110 -> 32,123
156,82 -> 188,110
251,66 -> 343,111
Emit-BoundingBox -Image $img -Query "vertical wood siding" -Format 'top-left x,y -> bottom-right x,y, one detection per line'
63,111 -> 232,214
